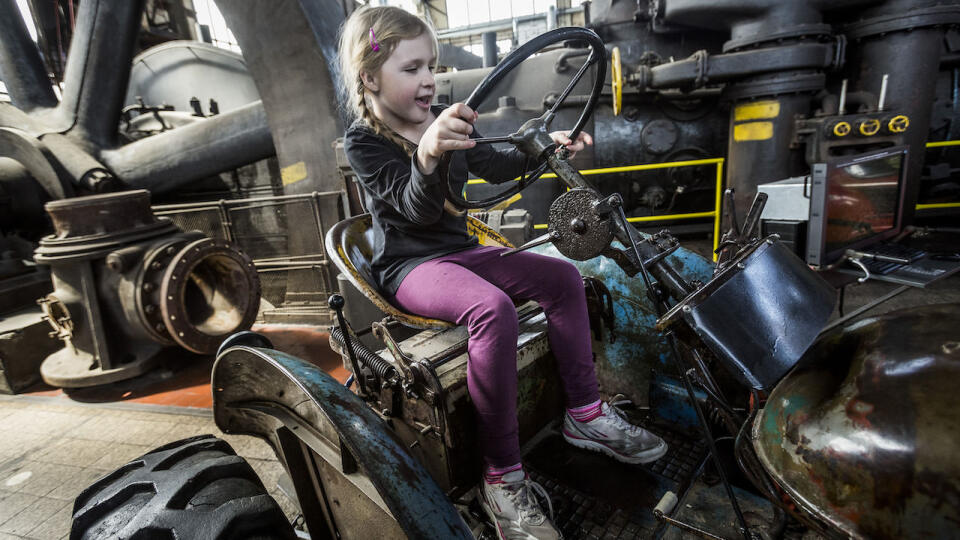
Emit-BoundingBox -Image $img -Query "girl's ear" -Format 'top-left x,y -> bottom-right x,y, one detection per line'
360,71 -> 380,93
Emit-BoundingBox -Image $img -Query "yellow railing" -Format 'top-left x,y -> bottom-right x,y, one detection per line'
921,140 -> 960,210
469,157 -> 726,257
464,140 -> 960,263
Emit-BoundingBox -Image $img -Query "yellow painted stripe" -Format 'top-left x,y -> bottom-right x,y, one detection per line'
483,159 -> 729,250
734,100 -> 780,121
733,121 -> 774,142
467,158 -> 725,185
281,161 -> 308,186
916,202 -> 960,210
713,161 -> 724,261
488,192 -> 523,212
926,140 -> 960,148
628,211 -> 715,222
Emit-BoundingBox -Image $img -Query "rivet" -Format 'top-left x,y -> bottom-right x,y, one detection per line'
170,315 -> 176,320
682,305 -> 691,313
179,332 -> 184,337
145,305 -> 156,314
143,283 -> 155,293
737,262 -> 746,269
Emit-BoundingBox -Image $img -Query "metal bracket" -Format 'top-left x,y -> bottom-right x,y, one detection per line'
371,319 -> 418,394
37,294 -> 76,353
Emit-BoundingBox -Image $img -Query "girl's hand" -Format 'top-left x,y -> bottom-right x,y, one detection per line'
417,103 -> 478,175
549,130 -> 593,159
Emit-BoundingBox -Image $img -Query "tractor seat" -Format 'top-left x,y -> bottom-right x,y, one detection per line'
325,213 -> 515,329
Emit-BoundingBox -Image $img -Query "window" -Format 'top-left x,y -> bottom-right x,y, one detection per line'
443,0 -> 557,29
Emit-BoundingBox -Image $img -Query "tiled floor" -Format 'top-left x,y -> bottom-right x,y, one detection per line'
0,397 -> 297,540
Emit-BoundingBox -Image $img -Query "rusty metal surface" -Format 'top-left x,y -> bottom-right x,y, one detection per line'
212,345 -> 473,540
753,303 -> 960,539
34,192 -> 261,386
549,188 -> 614,261
530,242 -> 714,407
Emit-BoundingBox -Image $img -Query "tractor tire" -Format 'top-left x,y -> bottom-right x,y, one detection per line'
70,434 -> 296,540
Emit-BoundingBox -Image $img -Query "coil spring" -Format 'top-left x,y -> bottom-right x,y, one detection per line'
330,326 -> 398,385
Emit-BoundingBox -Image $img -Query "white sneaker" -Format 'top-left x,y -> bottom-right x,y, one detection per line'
562,402 -> 668,464
479,470 -> 561,540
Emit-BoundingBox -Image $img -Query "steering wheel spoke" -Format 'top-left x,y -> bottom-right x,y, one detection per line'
471,134 -> 518,145
548,49 -> 600,116
447,27 -> 606,211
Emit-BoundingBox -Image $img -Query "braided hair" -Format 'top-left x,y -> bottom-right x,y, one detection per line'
338,6 -> 438,156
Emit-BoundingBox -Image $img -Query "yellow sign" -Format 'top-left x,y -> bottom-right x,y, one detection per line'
281,161 -> 308,186
733,121 -> 774,141
734,100 -> 780,122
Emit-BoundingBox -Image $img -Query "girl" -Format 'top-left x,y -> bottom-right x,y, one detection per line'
338,7 -> 667,539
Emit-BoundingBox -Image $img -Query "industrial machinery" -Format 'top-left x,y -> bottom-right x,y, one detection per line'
35,190 -> 261,387
70,25 -> 960,540
0,0 -> 957,536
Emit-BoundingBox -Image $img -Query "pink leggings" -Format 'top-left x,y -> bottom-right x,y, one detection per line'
392,245 -> 600,467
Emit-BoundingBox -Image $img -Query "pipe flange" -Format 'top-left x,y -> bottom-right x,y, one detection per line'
723,72 -> 825,101
135,237 -> 193,344
35,190 -> 179,263
549,189 -> 613,261
160,238 -> 261,354
723,23 -> 833,53
845,5 -> 960,40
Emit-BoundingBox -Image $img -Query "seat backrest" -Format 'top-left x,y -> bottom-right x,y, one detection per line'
325,213 -> 514,329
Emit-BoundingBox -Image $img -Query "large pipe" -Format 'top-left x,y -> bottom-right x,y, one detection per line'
845,26 -> 945,225
482,31 -> 498,68
98,101 -> 275,194
56,0 -> 145,148
0,0 -> 58,111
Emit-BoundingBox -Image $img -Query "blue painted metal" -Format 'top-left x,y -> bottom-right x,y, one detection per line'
649,372 -> 708,434
531,241 -> 713,408
212,345 -> 472,540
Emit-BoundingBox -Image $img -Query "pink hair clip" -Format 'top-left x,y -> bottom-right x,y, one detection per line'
369,27 -> 380,52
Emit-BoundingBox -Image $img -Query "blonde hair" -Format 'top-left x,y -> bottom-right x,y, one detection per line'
338,6 -> 438,155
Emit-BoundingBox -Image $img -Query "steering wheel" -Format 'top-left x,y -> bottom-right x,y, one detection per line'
447,26 -> 606,210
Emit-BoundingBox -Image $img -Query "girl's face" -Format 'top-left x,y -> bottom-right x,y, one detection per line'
363,33 -> 436,133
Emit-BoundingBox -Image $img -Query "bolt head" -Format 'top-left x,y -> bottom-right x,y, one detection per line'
570,218 -> 587,234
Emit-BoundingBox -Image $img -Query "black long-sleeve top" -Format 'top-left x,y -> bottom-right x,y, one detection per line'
342,106 -> 531,296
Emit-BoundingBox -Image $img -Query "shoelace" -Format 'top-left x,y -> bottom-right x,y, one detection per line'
603,396 -> 644,435
504,477 -> 555,526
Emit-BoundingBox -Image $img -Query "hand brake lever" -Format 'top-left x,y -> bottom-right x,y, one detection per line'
739,191 -> 768,241
499,231 -> 560,257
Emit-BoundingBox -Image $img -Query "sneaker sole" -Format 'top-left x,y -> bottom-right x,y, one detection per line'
562,429 -> 669,464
